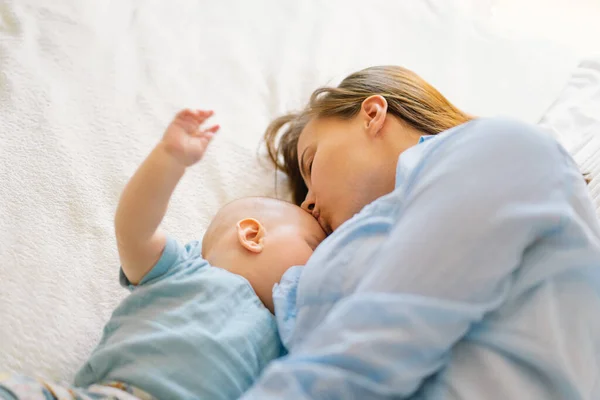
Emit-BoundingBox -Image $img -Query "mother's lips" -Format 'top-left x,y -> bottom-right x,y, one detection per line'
318,217 -> 333,235
312,209 -> 332,235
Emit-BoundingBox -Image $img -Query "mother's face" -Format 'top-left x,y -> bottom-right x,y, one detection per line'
296,96 -> 420,233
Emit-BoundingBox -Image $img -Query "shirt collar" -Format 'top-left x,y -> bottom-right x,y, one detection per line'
418,135 -> 435,144
395,135 -> 436,188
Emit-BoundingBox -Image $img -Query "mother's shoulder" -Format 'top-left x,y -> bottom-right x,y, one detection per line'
410,116 -> 569,188
439,116 -> 562,160
453,117 -> 553,144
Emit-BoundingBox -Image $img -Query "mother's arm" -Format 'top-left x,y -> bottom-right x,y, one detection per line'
242,119 -> 578,399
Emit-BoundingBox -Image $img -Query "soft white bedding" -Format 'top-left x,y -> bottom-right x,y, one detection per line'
540,58 -> 600,208
0,0 -> 597,382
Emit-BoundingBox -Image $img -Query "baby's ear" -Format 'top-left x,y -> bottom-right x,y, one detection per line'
236,218 -> 266,253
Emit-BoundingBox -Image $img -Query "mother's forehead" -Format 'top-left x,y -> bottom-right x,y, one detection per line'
297,117 -> 327,148
301,116 -> 351,138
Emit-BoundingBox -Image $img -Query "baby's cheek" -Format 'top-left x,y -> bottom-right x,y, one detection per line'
301,243 -> 317,264
286,243 -> 313,267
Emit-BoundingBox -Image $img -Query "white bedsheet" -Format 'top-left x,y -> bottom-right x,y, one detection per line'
0,0 -> 596,382
540,58 -> 600,209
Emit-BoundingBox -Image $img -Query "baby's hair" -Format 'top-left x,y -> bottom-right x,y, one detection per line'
264,66 -> 472,205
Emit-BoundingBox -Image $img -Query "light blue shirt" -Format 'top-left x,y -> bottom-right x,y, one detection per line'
242,117 -> 600,399
75,237 -> 283,399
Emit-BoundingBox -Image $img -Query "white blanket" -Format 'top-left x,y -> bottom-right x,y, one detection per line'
540,58 -> 600,212
0,0 -> 593,381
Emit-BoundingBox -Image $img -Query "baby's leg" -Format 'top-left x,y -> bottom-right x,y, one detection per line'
0,373 -> 154,400
0,373 -> 49,400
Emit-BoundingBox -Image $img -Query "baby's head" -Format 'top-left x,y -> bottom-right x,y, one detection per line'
202,197 -> 326,312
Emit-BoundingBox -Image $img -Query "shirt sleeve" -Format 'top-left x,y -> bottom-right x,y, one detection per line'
272,265 -> 303,349
241,119 -> 576,399
119,235 -> 190,290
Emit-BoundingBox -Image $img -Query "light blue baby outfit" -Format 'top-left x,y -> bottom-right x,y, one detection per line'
75,237 -> 282,400
242,117 -> 600,399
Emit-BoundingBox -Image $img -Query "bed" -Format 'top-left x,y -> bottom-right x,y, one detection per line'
0,0 -> 598,382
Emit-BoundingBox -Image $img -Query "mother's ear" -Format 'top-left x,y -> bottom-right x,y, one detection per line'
361,95 -> 388,137
236,218 -> 266,253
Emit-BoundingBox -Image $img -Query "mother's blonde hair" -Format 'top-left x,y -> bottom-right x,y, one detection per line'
264,65 -> 473,205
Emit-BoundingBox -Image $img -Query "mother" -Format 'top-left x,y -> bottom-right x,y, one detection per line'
243,66 -> 600,399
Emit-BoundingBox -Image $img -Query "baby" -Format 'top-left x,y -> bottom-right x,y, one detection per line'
0,110 -> 325,400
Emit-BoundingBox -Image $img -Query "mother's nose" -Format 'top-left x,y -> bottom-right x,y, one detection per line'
301,191 -> 316,214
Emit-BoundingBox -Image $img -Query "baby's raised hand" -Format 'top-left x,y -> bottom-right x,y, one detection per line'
161,109 -> 220,167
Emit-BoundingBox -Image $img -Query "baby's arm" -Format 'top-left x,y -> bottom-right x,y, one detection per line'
114,110 -> 219,284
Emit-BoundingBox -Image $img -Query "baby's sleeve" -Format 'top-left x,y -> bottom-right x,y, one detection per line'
119,235 -> 192,290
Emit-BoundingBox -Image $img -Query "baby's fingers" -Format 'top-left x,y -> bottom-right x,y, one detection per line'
198,124 -> 220,136
191,109 -> 214,124
191,124 -> 219,149
175,109 -> 214,127
190,125 -> 219,152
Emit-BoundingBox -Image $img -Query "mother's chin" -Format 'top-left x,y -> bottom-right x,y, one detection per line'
317,216 -> 333,236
